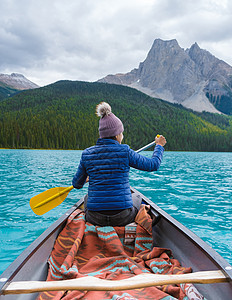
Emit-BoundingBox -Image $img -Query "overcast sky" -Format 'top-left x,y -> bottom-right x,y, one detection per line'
1,0 -> 232,86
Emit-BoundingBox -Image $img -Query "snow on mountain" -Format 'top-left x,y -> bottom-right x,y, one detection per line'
0,73 -> 39,90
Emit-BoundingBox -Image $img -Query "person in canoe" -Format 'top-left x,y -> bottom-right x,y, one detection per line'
72,102 -> 166,226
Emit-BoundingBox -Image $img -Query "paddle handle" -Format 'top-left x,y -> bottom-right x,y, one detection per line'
2,270 -> 228,295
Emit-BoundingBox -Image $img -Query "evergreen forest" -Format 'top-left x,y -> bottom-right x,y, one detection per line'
0,80 -> 231,152
0,82 -> 19,101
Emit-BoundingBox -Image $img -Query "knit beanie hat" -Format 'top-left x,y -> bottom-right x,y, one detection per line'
96,102 -> 124,138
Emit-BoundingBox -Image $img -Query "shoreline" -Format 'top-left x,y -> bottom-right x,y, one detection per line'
0,148 -> 231,153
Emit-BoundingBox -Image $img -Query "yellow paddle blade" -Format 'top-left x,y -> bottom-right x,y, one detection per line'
30,186 -> 74,215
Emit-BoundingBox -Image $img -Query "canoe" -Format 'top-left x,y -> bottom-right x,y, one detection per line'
0,187 -> 232,299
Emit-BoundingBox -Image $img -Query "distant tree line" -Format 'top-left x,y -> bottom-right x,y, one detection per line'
0,80 -> 231,152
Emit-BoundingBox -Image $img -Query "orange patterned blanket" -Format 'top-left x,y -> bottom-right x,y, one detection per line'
38,205 -> 205,300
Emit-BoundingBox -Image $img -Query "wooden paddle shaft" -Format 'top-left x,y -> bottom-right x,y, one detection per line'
2,270 -> 228,295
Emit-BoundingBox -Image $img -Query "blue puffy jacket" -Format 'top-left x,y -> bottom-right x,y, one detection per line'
72,138 -> 164,211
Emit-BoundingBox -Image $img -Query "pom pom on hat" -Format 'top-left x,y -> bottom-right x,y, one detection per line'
96,102 -> 112,118
96,102 -> 124,138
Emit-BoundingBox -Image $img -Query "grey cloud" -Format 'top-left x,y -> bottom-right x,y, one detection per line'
1,0 -> 232,86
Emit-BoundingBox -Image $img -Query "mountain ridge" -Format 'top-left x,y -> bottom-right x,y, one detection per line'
0,73 -> 39,100
98,39 -> 232,115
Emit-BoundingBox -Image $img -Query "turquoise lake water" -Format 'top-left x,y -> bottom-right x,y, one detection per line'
0,149 -> 231,274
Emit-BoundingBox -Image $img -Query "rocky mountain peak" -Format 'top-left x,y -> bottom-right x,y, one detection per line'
189,42 -> 201,52
11,73 -> 24,78
98,39 -> 232,114
145,39 -> 184,64
137,39 -> 199,103
150,38 -> 179,50
0,73 -> 39,90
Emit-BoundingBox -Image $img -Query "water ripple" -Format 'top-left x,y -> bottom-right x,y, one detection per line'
0,149 -> 231,274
